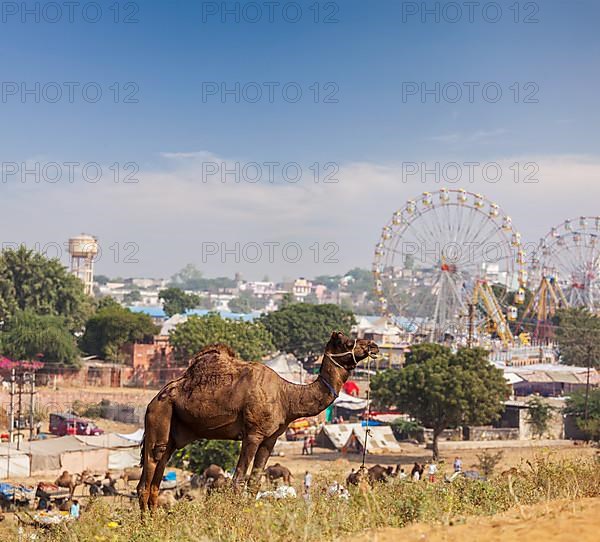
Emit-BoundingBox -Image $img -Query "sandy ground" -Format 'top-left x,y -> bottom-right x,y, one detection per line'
352,497 -> 600,542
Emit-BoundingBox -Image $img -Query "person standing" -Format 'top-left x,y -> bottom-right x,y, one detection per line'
303,470 -> 313,496
411,462 -> 421,482
70,500 -> 80,519
454,456 -> 462,473
302,436 -> 309,455
428,461 -> 438,483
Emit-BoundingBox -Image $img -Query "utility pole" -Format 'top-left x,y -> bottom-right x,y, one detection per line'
584,343 -> 592,421
467,303 -> 475,348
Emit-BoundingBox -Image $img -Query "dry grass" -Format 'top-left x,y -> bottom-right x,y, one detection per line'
5,453 -> 600,542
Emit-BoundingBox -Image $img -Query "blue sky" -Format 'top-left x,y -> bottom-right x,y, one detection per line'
1,1 -> 599,280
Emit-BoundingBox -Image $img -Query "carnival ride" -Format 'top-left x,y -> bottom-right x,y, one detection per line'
373,188 -> 525,346
516,216 -> 600,341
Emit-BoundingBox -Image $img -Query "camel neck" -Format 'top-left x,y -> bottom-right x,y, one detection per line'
286,353 -> 349,420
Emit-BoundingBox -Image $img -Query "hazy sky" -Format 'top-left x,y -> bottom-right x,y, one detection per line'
1,0 -> 599,281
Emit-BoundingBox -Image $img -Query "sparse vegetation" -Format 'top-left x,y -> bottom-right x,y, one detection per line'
7,455 -> 598,542
476,450 -> 504,477
526,395 -> 555,439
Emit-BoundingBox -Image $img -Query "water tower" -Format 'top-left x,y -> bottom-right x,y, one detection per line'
68,234 -> 98,295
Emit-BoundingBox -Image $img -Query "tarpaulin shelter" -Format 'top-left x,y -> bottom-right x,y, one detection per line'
75,433 -> 141,470
344,425 -> 402,455
19,436 -> 108,475
0,445 -> 31,478
333,392 -> 369,410
263,353 -> 308,384
314,423 -> 361,450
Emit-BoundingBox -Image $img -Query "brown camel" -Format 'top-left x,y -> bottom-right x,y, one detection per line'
120,467 -> 142,486
264,463 -> 293,486
55,471 -> 82,497
367,464 -> 394,483
138,331 -> 378,512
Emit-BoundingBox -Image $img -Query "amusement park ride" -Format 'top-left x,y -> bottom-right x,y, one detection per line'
372,190 -> 600,349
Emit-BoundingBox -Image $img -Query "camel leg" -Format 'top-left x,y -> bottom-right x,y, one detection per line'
233,434 -> 263,490
148,440 -> 175,511
137,397 -> 173,514
248,435 -> 278,492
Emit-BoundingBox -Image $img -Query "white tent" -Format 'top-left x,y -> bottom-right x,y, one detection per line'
344,425 -> 402,455
0,445 -> 30,478
314,423 -> 361,450
264,353 -> 308,384
76,432 -> 141,471
117,428 -> 144,443
333,391 -> 369,410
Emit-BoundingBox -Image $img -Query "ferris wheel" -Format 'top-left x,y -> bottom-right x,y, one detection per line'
372,188 -> 525,343
531,216 -> 600,311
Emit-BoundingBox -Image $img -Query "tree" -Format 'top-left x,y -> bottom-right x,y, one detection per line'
565,389 -> 600,442
259,303 -> 355,362
370,344 -> 510,459
170,264 -> 236,292
169,312 -> 274,362
554,308 -> 600,369
123,290 -> 142,304
159,288 -> 200,317
228,292 -> 266,314
95,275 -> 110,285
313,274 -> 341,291
171,440 -> 241,473
0,246 -> 91,331
342,268 -> 374,295
0,310 -> 80,366
80,300 -> 158,362
526,395 -> 555,439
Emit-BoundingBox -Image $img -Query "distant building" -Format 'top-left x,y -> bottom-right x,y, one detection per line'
292,278 -> 312,300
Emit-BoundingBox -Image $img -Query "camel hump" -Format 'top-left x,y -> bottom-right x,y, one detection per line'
190,343 -> 237,365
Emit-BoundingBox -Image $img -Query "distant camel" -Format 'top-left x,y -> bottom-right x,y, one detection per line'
138,331 -> 378,512
264,463 -> 293,486
55,471 -> 83,497
367,464 -> 394,483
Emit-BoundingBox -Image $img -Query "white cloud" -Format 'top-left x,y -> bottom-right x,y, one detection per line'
1,152 -> 599,280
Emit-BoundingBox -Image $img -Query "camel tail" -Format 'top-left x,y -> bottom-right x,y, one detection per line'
139,431 -> 145,467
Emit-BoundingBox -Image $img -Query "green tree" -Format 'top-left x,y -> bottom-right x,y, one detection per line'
0,246 -> 91,331
171,440 -> 240,473
169,312 -> 274,362
555,308 -> 600,369
565,389 -> 600,442
95,275 -> 110,285
170,264 -> 236,292
228,292 -> 266,313
370,344 -> 510,459
313,275 -> 341,290
80,300 -> 158,362
123,289 -> 142,304
342,268 -> 374,295
0,310 -> 80,366
159,287 -> 200,317
526,395 -> 555,439
259,303 -> 355,361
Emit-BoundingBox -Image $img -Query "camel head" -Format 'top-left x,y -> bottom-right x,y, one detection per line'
325,331 -> 379,371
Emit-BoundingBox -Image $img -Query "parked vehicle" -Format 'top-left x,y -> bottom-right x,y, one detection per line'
49,413 -> 103,437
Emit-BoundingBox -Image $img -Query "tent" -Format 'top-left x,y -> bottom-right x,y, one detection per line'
0,445 -> 30,478
333,391 -> 369,411
18,436 -> 108,475
117,428 -> 144,443
75,433 -> 141,471
344,425 -> 402,455
314,423 -> 361,450
263,353 -> 308,384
